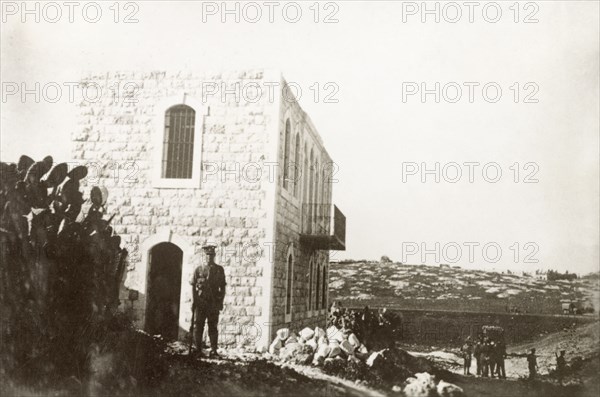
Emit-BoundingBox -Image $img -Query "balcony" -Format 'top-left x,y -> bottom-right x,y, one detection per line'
300,203 -> 346,250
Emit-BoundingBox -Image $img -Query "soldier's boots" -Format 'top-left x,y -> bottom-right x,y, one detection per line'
209,350 -> 221,359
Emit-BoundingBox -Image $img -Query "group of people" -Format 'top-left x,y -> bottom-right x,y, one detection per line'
525,348 -> 566,383
461,336 -> 507,378
461,337 -> 569,383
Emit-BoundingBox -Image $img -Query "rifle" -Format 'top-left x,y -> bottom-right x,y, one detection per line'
189,301 -> 195,356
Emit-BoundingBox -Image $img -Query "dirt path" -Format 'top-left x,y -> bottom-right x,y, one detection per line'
409,321 -> 600,380
158,344 -> 383,397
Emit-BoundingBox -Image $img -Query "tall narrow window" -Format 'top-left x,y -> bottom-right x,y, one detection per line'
308,149 -> 314,234
314,158 -> 320,231
321,264 -> 327,309
308,258 -> 313,312
283,119 -> 291,189
162,105 -> 196,179
285,254 -> 293,318
293,132 -> 300,196
322,168 -> 327,231
315,262 -> 320,312
303,145 -> 309,232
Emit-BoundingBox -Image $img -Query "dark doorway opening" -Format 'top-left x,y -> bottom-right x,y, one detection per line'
145,242 -> 183,340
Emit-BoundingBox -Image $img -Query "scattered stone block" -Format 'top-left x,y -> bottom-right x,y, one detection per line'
348,333 -> 360,347
366,351 -> 384,367
403,372 -> 437,397
314,344 -> 331,363
340,340 -> 354,356
299,327 -> 315,341
269,338 -> 282,355
437,380 -> 464,397
276,328 -> 290,341
305,338 -> 318,352
328,343 -> 342,358
314,327 -> 326,339
348,355 -> 361,364
285,332 -> 298,345
280,342 -> 302,362
327,325 -> 344,343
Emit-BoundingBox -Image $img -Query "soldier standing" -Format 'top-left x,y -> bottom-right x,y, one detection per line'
555,350 -> 566,384
461,337 -> 473,375
495,340 -> 507,379
489,341 -> 497,378
191,244 -> 226,358
474,338 -> 483,376
527,348 -> 539,380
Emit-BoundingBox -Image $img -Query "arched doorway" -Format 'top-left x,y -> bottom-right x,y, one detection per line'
145,242 -> 183,340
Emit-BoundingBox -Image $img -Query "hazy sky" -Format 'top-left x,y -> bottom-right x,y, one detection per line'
1,1 -> 598,274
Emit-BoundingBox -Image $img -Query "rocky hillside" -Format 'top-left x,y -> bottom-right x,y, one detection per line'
329,262 -> 599,315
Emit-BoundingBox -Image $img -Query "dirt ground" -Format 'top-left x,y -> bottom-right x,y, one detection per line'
3,322 -> 598,397
154,320 -> 600,397
406,321 -> 600,396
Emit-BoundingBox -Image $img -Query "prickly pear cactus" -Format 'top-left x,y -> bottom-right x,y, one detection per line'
0,155 -> 128,377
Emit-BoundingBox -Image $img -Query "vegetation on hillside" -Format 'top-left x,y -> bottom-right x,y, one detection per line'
329,261 -> 598,314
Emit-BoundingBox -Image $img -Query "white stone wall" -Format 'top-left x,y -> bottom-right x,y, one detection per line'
71,70 -> 337,348
72,70 -> 282,348
270,79 -> 334,334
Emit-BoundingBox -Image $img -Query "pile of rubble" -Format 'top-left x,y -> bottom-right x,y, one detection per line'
259,320 -> 465,396
261,324 -> 464,396
264,325 -> 369,366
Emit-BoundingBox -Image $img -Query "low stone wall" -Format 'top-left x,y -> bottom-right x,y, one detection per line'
351,308 -> 598,347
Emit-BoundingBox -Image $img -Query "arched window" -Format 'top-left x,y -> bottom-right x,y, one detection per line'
303,144 -> 309,232
322,167 -> 327,230
162,105 -> 196,179
293,132 -> 300,196
313,157 -> 319,231
285,253 -> 293,321
282,119 -> 291,189
308,149 -> 314,234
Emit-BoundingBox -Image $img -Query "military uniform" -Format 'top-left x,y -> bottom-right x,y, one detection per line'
191,245 -> 226,355
527,349 -> 538,380
495,341 -> 507,379
474,340 -> 483,376
555,351 -> 566,384
461,340 -> 473,375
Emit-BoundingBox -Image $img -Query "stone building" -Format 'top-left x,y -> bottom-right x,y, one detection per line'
71,69 -> 346,349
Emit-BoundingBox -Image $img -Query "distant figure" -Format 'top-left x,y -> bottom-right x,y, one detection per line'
330,300 -> 343,315
489,341 -> 497,378
481,338 -> 491,377
461,337 -> 473,375
474,338 -> 483,376
495,341 -> 507,379
527,348 -> 539,380
555,350 -> 566,384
